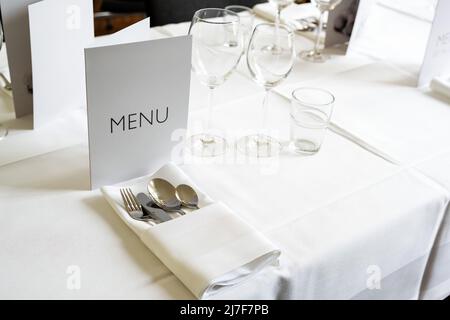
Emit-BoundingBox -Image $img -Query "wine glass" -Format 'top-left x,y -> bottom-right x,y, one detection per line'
300,0 -> 343,63
225,5 -> 255,54
187,8 -> 244,157
0,21 -> 8,140
268,0 -> 294,54
269,0 -> 294,28
237,23 -> 295,158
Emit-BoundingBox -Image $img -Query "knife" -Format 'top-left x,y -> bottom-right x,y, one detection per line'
136,193 -> 173,222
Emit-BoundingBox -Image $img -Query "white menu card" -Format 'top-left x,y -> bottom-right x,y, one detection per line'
418,0 -> 450,87
0,0 -> 40,118
85,36 -> 192,189
28,0 -> 93,127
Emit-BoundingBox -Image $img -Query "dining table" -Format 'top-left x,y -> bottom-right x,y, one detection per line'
0,1 -> 449,300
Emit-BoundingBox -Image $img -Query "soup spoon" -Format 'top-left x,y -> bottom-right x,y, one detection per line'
175,184 -> 200,209
147,178 -> 186,215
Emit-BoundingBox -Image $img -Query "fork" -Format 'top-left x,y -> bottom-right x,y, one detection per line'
120,188 -> 156,225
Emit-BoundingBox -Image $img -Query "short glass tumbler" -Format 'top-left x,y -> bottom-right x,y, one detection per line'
290,88 -> 334,155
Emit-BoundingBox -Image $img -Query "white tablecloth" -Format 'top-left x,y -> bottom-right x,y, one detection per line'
0,1 -> 449,300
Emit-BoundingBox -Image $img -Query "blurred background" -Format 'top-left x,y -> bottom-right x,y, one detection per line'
93,0 -> 310,36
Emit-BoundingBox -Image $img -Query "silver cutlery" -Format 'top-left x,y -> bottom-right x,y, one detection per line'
147,178 -> 186,215
119,179 -> 200,224
120,188 -> 156,225
136,193 -> 173,222
148,178 -> 190,215
175,184 -> 200,209
294,17 -> 326,32
295,19 -> 316,32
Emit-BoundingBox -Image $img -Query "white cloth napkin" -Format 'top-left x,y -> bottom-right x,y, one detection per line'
430,76 -> 450,99
101,163 -> 281,299
253,2 -> 319,31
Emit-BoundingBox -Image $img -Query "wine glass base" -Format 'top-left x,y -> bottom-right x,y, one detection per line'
299,50 -> 328,63
237,134 -> 282,158
187,134 -> 227,157
0,125 -> 8,141
261,44 -> 284,55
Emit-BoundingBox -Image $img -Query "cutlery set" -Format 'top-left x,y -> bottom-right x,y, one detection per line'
120,179 -> 200,225
295,16 -> 321,32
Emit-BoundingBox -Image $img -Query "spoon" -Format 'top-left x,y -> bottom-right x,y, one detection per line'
147,178 -> 186,215
175,184 -> 200,209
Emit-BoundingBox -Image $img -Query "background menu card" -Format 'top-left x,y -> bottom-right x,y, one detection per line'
29,0 -> 93,128
85,36 -> 192,189
0,0 -> 41,118
419,0 -> 450,87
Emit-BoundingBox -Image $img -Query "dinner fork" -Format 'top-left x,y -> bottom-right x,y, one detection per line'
120,188 -> 156,225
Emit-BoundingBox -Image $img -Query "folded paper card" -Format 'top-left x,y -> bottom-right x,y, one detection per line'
28,0 -> 93,127
85,34 -> 191,189
101,163 -> 281,299
0,0 -> 40,118
419,0 -> 450,87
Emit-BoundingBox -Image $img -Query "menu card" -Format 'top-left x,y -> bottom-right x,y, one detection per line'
0,0 -> 40,118
85,35 -> 192,189
418,0 -> 450,87
28,0 -> 93,127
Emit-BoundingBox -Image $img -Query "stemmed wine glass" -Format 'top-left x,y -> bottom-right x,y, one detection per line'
237,23 -> 295,158
268,0 -> 294,54
300,0 -> 343,63
188,8 -> 244,157
0,21 -> 8,140
225,5 -> 255,55
269,0 -> 294,28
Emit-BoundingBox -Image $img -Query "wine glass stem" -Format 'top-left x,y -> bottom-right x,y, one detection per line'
261,88 -> 270,138
275,6 -> 281,50
276,6 -> 282,27
314,9 -> 326,55
206,86 -> 215,136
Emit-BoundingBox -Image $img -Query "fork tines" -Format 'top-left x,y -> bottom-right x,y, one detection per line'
120,188 -> 141,212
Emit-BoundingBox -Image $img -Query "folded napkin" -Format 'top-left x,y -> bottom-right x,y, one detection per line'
101,163 -> 281,299
430,76 -> 450,99
253,2 -> 319,31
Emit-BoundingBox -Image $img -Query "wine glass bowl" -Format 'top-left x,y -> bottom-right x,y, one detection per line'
247,25 -> 295,88
190,9 -> 243,88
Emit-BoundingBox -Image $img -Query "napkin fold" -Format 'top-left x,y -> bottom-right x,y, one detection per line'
430,76 -> 450,99
101,163 -> 281,299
